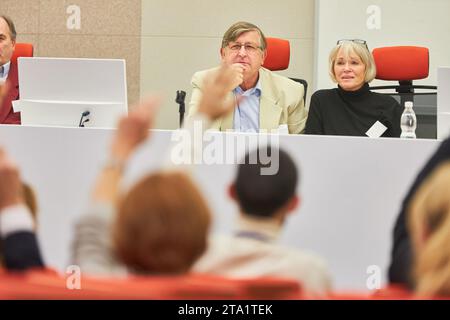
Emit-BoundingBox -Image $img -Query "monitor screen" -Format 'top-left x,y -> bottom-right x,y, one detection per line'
15,57 -> 128,128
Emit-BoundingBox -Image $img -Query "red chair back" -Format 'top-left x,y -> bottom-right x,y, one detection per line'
372,46 -> 429,81
12,43 -> 34,64
262,37 -> 290,71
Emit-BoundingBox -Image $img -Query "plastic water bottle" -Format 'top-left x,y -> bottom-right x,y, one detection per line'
400,101 -> 417,139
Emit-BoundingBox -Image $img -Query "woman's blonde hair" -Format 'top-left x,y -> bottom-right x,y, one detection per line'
328,40 -> 377,84
113,171 -> 211,275
408,162 -> 450,298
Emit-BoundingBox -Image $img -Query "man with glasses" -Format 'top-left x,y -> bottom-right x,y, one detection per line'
188,21 -> 307,134
0,15 -> 20,125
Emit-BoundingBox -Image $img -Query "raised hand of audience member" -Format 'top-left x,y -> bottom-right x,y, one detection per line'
93,97 -> 161,203
111,96 -> 161,162
0,148 -> 45,271
0,148 -> 22,210
197,63 -> 243,120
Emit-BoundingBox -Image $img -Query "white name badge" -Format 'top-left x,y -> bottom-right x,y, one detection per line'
366,121 -> 388,138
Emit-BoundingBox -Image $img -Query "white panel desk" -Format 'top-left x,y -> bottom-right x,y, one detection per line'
0,125 -> 441,290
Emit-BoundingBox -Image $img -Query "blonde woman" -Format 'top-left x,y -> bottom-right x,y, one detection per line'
305,40 -> 402,137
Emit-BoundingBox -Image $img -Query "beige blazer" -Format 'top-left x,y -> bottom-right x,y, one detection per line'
188,67 -> 307,134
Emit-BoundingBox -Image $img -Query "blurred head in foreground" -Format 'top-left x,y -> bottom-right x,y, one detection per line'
230,146 -> 300,224
113,171 -> 211,274
408,162 -> 450,297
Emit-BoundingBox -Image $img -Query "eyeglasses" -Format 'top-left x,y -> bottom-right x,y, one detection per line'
228,42 -> 262,54
337,39 -> 368,49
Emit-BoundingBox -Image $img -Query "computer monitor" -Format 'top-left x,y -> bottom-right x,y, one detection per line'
14,57 -> 128,128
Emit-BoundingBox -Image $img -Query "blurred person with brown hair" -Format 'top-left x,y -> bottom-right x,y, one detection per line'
0,81 -> 43,270
72,63 -> 241,276
389,138 -> 450,287
408,162 -> 450,298
113,172 -> 211,274
0,182 -> 39,267
0,148 -> 44,270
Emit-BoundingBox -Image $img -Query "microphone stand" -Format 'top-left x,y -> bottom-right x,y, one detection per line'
79,111 -> 90,127
176,90 -> 186,128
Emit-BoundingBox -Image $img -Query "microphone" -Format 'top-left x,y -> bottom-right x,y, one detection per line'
79,111 -> 91,127
176,90 -> 186,128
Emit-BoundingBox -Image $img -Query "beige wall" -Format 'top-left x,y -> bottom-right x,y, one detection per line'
141,0 -> 316,129
0,0 -> 141,105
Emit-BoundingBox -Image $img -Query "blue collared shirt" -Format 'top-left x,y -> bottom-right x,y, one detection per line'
233,79 -> 262,133
0,61 -> 11,81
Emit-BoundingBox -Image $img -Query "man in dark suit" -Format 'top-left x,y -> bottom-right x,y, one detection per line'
389,137 -> 450,286
0,15 -> 21,124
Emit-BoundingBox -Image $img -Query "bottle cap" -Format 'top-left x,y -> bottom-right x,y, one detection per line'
405,101 -> 413,108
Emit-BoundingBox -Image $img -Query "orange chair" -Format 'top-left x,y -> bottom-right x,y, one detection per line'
371,46 -> 436,99
370,46 -> 438,138
262,37 -> 308,103
11,42 -> 34,64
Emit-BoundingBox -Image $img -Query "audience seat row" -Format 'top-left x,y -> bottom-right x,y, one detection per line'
2,269 -> 444,300
0,269 -> 302,300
